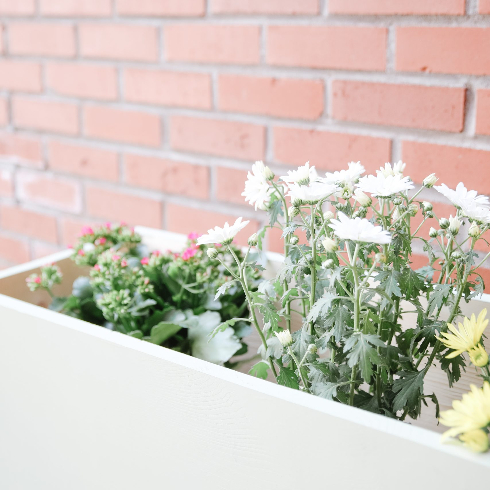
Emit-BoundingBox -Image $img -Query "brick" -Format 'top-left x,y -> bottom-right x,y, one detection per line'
12,97 -> 79,135
124,154 -> 209,199
16,170 -> 83,213
476,89 -> 490,136
0,234 -> 30,264
0,98 -> 7,126
0,205 -> 58,243
329,0 -> 464,15
9,23 -> 75,57
0,61 -> 42,93
411,200 -> 455,242
40,0 -> 112,16
86,186 -> 163,228
397,27 -> 490,76
0,169 -> 13,197
0,0 -> 35,15
117,0 -> 205,16
165,25 -> 260,65
218,75 -> 324,120
481,0 -> 490,14
0,26 -> 3,54
0,133 -> 43,166
46,63 -> 118,100
331,81 -> 465,132
267,26 -> 386,71
60,217 -> 102,246
48,140 -> 119,182
170,116 -> 265,160
124,69 -> 212,109
211,0 -> 319,14
166,203 -> 258,246
273,126 -> 391,173
215,167 -> 248,206
84,106 -> 161,147
31,242 -> 61,259
267,226 -> 307,254
402,141 -> 490,194
79,24 -> 158,62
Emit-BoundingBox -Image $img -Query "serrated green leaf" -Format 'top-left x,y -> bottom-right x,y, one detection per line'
277,366 -> 299,390
392,370 -> 425,413
344,333 -> 384,382
249,361 -> 269,380
149,322 -> 182,345
376,270 -> 402,298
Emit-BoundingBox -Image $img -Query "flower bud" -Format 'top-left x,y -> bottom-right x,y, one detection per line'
323,211 -> 334,221
392,208 -> 401,221
307,344 -> 317,355
429,227 -> 438,238
275,329 -> 293,347
408,203 -> 418,217
451,251 -> 462,260
290,236 -> 299,245
292,197 -> 303,208
354,189 -> 372,207
423,173 -> 437,188
460,429 -> 489,453
425,211 -> 434,219
421,201 -> 433,212
207,248 -> 218,259
375,253 -> 386,264
439,217 -> 450,229
392,197 -> 402,206
322,237 -> 337,253
248,233 -> 258,247
449,215 -> 461,235
469,344 -> 489,368
322,259 -> 334,269
263,165 -> 275,181
288,206 -> 300,219
469,222 -> 481,238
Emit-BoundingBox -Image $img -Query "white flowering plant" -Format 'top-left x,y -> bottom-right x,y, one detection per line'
27,224 -> 261,366
204,161 -> 490,423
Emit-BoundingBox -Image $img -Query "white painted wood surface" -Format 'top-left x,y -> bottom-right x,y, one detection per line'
0,227 -> 489,489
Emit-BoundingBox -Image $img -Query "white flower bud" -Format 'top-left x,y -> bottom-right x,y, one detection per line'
422,201 -> 433,212
288,206 -> 300,218
423,173 -> 437,188
375,253 -> 386,264
322,237 -> 337,252
83,242 -> 96,252
275,329 -> 293,347
392,197 -> 402,206
354,189 -> 372,207
392,208 -> 401,221
408,203 -> 418,216
292,197 -> 303,208
207,248 -> 218,259
307,344 -> 317,355
469,222 -> 481,238
439,217 -> 450,229
289,236 -> 299,245
449,215 -> 461,235
263,165 -> 274,181
248,233 -> 258,247
323,211 -> 334,221
322,259 -> 334,268
429,227 -> 438,238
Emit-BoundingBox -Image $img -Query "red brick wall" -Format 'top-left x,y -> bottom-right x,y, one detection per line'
0,0 -> 489,285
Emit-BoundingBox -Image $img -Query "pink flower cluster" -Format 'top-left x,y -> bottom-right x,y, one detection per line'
181,245 -> 198,261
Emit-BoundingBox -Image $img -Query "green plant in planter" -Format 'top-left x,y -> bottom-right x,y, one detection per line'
26,225 -> 260,366
200,161 -> 490,422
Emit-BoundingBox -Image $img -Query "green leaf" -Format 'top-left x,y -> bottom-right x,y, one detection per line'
277,366 -> 299,390
149,322 -> 182,345
427,284 -> 452,315
311,381 -> 341,400
72,276 -> 93,299
249,361 -> 269,380
324,305 -> 352,341
376,270 -> 402,298
307,290 -> 337,323
209,317 -> 247,340
128,330 -> 143,339
268,199 -> 283,227
400,268 -> 425,299
214,280 -> 238,300
392,370 -> 425,413
440,353 -> 466,387
344,333 -> 384,382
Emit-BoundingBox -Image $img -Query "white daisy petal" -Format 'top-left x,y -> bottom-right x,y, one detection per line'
242,161 -> 274,210
280,162 -> 317,186
330,212 -> 391,244
197,217 -> 250,245
357,173 -> 414,197
287,181 -> 338,204
323,161 -> 365,185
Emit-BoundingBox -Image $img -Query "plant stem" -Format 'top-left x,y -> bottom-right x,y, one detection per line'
309,205 -> 317,335
288,346 -> 310,392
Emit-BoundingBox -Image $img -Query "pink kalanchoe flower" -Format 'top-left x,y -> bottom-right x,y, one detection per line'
78,249 -> 85,256
152,250 -> 161,256
188,232 -> 200,240
112,255 -> 120,261
34,276 -> 41,284
181,246 -> 198,261
68,244 -> 73,249
105,222 -> 111,229
80,226 -> 94,236
120,260 -> 127,267
98,237 -> 107,245
140,257 -> 149,265
120,221 -> 127,227
93,264 -> 100,272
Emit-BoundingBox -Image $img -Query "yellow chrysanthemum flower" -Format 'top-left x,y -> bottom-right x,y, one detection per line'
437,309 -> 488,358
460,429 -> 490,453
440,382 -> 490,440
468,344 -> 489,368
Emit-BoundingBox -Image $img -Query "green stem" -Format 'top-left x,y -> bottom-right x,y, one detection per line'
309,205 -> 317,335
288,346 -> 310,392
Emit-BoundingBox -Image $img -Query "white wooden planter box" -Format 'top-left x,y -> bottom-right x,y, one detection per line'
0,226 -> 488,489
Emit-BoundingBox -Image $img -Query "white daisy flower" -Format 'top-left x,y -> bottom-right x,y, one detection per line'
287,181 -> 338,204
461,203 -> 490,224
379,161 -> 406,178
242,161 -> 273,210
197,217 -> 250,246
435,183 -> 490,210
330,212 -> 392,244
357,173 -> 414,197
323,161 -> 365,185
280,162 -> 317,186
